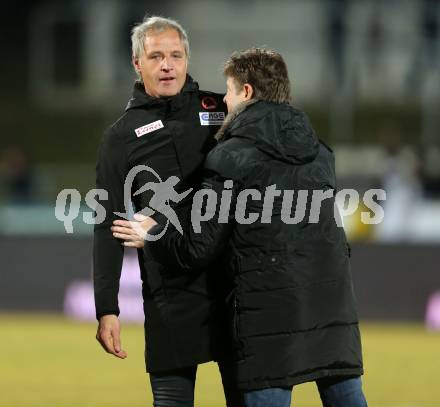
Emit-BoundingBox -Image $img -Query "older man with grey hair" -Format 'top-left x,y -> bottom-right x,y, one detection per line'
93,15 -> 239,406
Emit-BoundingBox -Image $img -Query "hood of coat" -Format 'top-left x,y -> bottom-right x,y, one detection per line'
217,100 -> 319,165
125,74 -> 199,111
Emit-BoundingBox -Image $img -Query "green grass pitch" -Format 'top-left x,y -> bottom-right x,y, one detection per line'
1,314 -> 439,406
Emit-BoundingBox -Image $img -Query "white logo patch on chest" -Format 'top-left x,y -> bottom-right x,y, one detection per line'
134,120 -> 164,137
199,112 -> 225,126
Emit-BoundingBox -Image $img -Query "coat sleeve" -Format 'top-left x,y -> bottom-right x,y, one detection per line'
93,127 -> 128,319
144,147 -> 239,271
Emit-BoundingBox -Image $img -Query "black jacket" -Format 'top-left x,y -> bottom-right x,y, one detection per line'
145,100 -> 364,389
93,76 -> 228,372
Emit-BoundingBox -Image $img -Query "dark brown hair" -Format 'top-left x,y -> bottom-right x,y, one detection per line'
223,47 -> 292,104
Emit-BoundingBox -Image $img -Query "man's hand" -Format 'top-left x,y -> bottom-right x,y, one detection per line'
96,314 -> 127,359
112,214 -> 158,248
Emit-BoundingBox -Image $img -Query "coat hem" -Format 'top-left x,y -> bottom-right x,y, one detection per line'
146,355 -> 214,374
237,367 -> 364,390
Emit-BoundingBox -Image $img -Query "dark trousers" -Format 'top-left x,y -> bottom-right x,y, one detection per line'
149,362 -> 244,407
150,367 -> 366,407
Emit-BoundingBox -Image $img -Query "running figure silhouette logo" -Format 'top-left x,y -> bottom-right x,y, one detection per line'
115,165 -> 193,241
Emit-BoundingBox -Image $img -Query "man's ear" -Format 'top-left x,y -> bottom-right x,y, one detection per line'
132,56 -> 141,73
243,83 -> 254,100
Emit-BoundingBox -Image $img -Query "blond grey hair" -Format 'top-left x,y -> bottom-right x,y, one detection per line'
131,16 -> 190,80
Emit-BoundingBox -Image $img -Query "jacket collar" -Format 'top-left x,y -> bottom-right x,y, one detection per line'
125,74 -> 199,111
216,99 -> 320,165
215,99 -> 259,141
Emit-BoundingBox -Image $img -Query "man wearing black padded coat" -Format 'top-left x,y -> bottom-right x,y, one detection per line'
93,15 -> 242,407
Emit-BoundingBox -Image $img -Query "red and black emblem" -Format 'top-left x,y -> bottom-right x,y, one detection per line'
201,96 -> 217,110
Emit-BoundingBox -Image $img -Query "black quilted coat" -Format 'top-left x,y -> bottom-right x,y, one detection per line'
145,100 -> 364,390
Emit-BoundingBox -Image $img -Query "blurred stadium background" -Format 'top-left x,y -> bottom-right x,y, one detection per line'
0,0 -> 439,405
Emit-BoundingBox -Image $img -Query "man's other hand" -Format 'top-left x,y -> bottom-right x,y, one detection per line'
96,314 -> 127,359
112,214 -> 158,248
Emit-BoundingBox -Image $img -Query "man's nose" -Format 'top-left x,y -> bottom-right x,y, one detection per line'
161,57 -> 173,71
223,95 -> 227,104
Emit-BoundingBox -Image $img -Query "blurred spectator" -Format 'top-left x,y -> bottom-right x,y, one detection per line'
0,146 -> 35,204
326,0 -> 348,88
421,0 -> 439,71
376,122 -> 423,242
421,145 -> 440,198
365,3 -> 384,77
407,0 -> 439,88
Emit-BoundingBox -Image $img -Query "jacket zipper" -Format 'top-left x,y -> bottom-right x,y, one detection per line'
233,253 -> 241,342
233,294 -> 240,340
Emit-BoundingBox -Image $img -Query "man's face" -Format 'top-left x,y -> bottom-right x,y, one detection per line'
224,77 -> 248,112
134,29 -> 188,97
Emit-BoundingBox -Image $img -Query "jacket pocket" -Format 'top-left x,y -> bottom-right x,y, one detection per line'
230,254 -> 248,360
231,293 -> 248,361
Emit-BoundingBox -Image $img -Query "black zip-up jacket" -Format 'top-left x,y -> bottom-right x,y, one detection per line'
93,75 -> 228,372
145,100 -> 364,389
